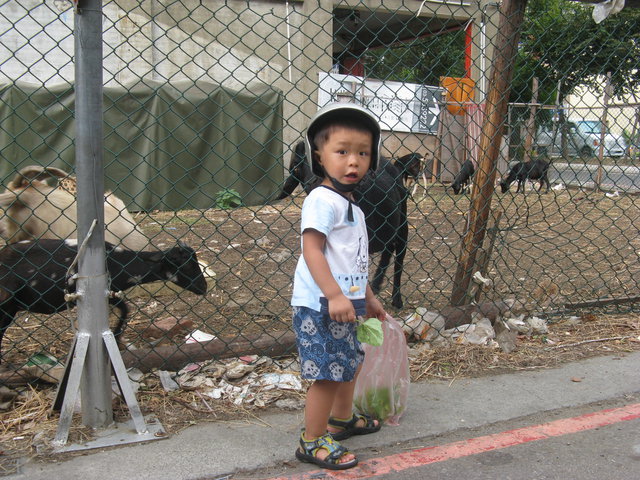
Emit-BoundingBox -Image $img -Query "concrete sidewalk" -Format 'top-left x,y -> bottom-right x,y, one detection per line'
11,351 -> 640,480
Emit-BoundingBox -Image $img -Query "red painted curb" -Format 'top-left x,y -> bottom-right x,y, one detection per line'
267,402 -> 640,480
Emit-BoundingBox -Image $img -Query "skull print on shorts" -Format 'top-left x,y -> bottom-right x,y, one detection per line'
328,362 -> 345,381
328,321 -> 349,339
299,316 -> 317,336
302,359 -> 320,378
293,306 -> 364,382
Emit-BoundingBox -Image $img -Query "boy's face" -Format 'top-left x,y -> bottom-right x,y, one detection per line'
316,127 -> 373,189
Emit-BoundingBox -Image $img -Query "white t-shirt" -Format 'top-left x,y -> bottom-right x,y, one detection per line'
291,186 -> 369,312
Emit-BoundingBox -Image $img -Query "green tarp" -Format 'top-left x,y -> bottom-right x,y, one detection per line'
0,80 -> 284,211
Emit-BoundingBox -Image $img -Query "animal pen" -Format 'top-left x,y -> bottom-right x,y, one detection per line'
0,0 -> 639,449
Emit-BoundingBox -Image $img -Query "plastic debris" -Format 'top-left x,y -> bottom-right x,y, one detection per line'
143,317 -> 195,340
165,356 -> 304,407
505,314 -> 529,333
472,271 -> 492,287
451,317 -> 497,346
224,360 -> 257,380
592,0 -> 625,24
127,368 -> 144,383
404,300 -> 552,353
19,353 -> 66,384
239,355 -> 258,363
528,316 -> 549,334
505,314 -> 549,335
491,317 -> 517,352
256,372 -> 302,391
157,370 -> 180,391
403,307 -> 445,341
111,368 -> 143,396
184,329 -> 217,344
198,260 -> 216,278
25,352 -> 57,366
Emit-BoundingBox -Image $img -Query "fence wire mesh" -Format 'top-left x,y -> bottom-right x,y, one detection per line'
0,0 -> 639,388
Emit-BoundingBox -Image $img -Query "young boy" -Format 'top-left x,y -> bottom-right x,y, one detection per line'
291,103 -> 387,470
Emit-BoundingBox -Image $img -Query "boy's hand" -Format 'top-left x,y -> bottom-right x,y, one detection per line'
328,293 -> 357,322
365,285 -> 386,321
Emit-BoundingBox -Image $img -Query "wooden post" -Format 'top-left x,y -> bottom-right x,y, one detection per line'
523,77 -> 539,162
474,210 -> 502,303
450,0 -> 529,306
631,106 -> 640,159
595,72 -> 612,189
432,110 -> 444,183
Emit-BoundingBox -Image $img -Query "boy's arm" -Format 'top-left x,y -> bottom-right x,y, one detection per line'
303,229 -> 356,323
365,285 -> 387,321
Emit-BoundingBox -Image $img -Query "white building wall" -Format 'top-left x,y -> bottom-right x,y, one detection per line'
0,1 -> 75,85
1,0 -> 478,156
566,81 -> 640,140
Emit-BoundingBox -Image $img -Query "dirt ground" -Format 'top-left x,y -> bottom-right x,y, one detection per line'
1,183 -> 639,473
3,183 -> 639,366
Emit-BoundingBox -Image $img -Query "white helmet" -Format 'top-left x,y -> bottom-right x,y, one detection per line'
305,102 -> 381,178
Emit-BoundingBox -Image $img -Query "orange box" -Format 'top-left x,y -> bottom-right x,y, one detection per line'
440,77 -> 475,115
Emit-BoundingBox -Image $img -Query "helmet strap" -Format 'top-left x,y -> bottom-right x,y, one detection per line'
328,175 -> 357,193
322,170 -> 357,222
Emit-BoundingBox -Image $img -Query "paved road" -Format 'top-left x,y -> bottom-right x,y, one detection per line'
549,162 -> 640,193
12,351 -> 640,480
246,399 -> 640,480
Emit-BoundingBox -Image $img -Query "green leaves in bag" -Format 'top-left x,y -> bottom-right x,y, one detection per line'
356,317 -> 384,346
354,386 -> 393,421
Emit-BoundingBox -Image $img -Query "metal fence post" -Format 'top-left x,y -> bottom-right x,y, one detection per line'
52,0 -> 157,448
73,0 -> 113,429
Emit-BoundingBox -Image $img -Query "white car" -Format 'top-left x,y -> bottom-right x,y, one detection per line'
535,123 -> 595,158
573,119 -> 627,157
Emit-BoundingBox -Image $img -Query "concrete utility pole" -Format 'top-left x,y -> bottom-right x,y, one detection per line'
450,0 -> 529,306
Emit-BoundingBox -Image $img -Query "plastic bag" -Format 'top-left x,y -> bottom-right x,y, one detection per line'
353,314 -> 410,426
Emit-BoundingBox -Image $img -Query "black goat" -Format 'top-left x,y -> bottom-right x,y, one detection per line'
0,239 -> 207,361
500,159 -> 551,193
277,141 -> 423,308
276,141 -> 316,199
451,160 -> 475,195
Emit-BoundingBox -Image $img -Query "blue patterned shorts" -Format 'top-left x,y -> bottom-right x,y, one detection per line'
292,305 -> 365,382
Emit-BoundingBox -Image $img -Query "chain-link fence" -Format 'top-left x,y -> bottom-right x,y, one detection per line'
1,0 -> 639,385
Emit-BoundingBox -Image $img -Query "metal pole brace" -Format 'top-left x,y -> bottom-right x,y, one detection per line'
51,330 -> 161,449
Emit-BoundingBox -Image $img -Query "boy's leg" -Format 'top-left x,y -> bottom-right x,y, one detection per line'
329,367 -> 380,433
303,379 -> 356,464
330,375 -> 358,421
305,379 -> 340,438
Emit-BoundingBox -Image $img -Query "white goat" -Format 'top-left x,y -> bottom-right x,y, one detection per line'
0,166 -> 149,250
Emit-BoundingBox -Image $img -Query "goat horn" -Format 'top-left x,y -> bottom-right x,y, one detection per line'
9,166 -> 72,188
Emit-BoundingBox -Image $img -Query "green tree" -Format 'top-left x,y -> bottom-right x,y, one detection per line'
513,0 -> 640,104
510,0 -> 640,156
365,28 -> 466,84
365,0 -> 640,105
